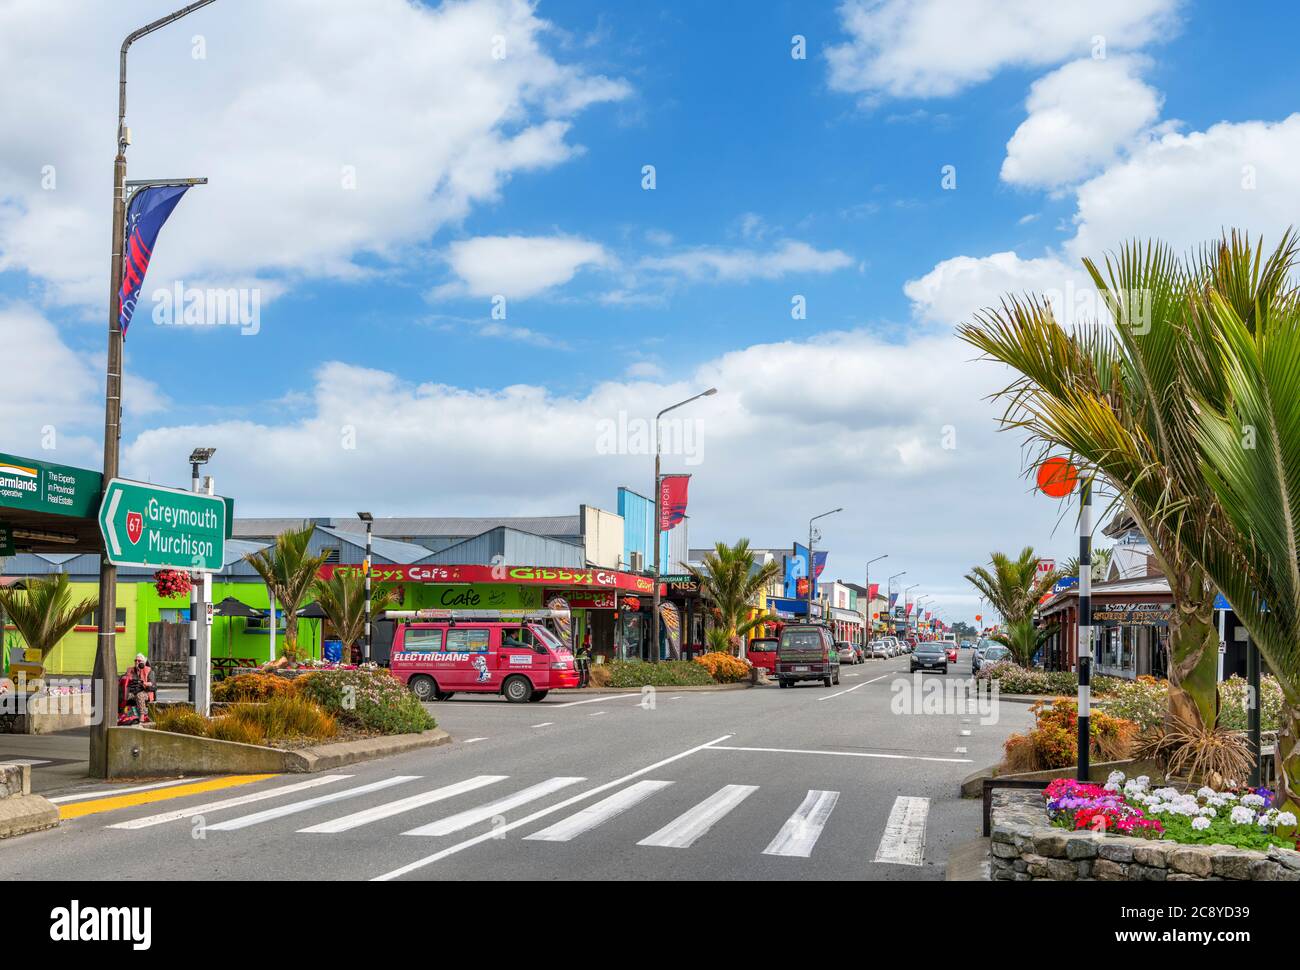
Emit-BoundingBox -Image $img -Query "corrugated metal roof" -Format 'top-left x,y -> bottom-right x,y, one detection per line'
235,516 -> 582,541
313,526 -> 434,564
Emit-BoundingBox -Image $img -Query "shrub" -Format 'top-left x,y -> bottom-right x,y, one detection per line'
1101,676 -> 1167,732
226,695 -> 337,741
693,651 -> 750,683
150,705 -> 208,737
207,717 -> 267,745
999,697 -> 1139,771
1219,674 -> 1283,733
212,672 -> 296,703
295,667 -> 435,735
975,661 -> 1122,698
587,663 -> 612,688
604,659 -> 714,688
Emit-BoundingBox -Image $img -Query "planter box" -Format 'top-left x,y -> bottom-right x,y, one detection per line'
0,692 -> 97,735
105,725 -> 450,778
988,788 -> 1300,882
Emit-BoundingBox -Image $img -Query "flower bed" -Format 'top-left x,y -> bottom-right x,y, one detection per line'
1098,674 -> 1283,733
692,651 -> 750,683
1045,773 -> 1297,852
1001,698 -> 1138,773
975,660 -> 1120,697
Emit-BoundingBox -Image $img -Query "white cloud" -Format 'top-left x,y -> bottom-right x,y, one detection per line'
1001,57 -> 1163,190
435,235 -> 611,299
0,0 -> 629,308
904,251 -> 1094,327
1067,113 -> 1300,261
640,240 -> 853,283
827,0 -> 1180,100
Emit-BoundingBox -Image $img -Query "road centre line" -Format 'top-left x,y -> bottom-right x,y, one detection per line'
371,733 -> 735,881
818,674 -> 888,700
703,745 -> 972,764
550,693 -> 646,709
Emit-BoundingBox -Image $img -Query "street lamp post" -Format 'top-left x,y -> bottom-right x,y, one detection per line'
904,583 -> 919,631
865,554 -> 886,641
358,512 -> 373,664
187,447 -> 215,707
887,571 -> 905,632
807,509 -> 843,622
90,0 -> 218,779
650,388 -> 716,663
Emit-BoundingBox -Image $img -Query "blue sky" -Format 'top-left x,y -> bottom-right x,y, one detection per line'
4,0 -> 1300,621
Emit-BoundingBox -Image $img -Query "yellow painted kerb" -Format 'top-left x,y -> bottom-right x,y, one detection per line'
59,774 -> 278,820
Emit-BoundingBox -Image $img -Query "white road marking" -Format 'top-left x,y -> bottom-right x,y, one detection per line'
206,776 -> 415,832
763,789 -> 839,858
638,784 -> 758,849
403,777 -> 585,837
373,734 -> 734,880
4,758 -> 51,766
51,777 -> 203,803
550,694 -> 644,709
959,730 -> 972,736
588,711 -> 607,717
531,722 -> 554,728
524,780 -> 673,843
818,674 -> 888,701
462,737 -> 488,744
955,747 -> 968,754
705,745 -> 972,764
298,776 -> 508,834
873,795 -> 930,866
108,775 -> 353,829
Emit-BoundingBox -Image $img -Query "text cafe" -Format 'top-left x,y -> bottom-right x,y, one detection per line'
318,563 -> 663,662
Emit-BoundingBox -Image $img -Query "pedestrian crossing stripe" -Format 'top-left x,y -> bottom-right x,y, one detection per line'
93,769 -> 928,868
61,774 -> 280,820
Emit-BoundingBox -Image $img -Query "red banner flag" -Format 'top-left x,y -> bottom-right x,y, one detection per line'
868,583 -> 879,599
658,474 -> 690,532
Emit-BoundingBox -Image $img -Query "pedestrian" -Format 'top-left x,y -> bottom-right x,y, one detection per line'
576,629 -> 592,688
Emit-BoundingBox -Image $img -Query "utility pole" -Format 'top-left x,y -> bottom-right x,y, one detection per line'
90,0 -> 218,778
807,509 -> 842,623
359,512 -> 374,663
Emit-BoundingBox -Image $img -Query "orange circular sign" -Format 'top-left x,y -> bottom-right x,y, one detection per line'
975,614 -> 982,622
1036,457 -> 1079,498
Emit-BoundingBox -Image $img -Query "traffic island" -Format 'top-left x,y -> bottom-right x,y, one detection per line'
988,788 -> 1300,881
105,725 -> 450,778
0,763 -> 59,839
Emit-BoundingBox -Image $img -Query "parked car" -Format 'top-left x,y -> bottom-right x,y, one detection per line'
868,640 -> 890,659
748,636 -> 779,675
388,609 -> 578,703
776,624 -> 840,688
945,645 -> 958,663
911,641 -> 948,674
836,641 -> 860,665
972,638 -> 996,673
981,645 -> 1012,666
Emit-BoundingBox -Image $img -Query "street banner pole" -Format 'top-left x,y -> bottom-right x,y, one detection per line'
188,462 -> 200,706
364,521 -> 373,663
1077,478 -> 1093,782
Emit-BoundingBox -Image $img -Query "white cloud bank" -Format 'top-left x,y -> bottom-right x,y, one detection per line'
0,0 -> 629,308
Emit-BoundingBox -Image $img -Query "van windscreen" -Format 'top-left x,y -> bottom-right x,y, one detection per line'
779,629 -> 822,653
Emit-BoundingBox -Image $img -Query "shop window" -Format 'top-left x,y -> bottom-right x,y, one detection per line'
158,608 -> 189,625
79,608 -> 126,630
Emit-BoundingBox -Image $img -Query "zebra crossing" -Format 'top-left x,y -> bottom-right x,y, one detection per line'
99,770 -> 933,870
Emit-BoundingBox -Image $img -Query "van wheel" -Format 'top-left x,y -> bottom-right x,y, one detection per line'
503,676 -> 533,703
823,676 -> 833,687
528,690 -> 549,702
409,676 -> 437,702
833,674 -> 841,686
778,679 -> 789,689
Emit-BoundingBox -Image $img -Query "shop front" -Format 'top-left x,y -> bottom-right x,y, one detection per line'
1038,578 -> 1174,678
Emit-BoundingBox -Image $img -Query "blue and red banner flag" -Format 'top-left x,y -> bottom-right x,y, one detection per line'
658,474 -> 690,532
119,184 -> 191,337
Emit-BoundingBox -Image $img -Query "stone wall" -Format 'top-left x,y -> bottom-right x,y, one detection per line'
989,788 -> 1300,882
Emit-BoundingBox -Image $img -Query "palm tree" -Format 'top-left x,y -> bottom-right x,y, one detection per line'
0,574 -> 97,666
243,525 -> 329,660
990,617 -> 1058,668
958,241 -> 1243,731
1060,546 -> 1113,583
687,540 -> 781,655
311,571 -> 395,663
1171,234 -> 1300,814
964,548 -> 1062,666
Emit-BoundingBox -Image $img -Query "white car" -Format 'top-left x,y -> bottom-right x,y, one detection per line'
869,641 -> 890,659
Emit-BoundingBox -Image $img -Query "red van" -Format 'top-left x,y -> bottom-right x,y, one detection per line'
386,609 -> 579,703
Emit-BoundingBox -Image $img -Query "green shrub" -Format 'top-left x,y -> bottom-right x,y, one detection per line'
151,705 -> 208,737
605,659 -> 715,688
295,668 -> 435,735
212,672 -> 296,703
227,695 -> 337,741
1219,674 -> 1283,733
975,661 -> 1121,697
207,717 -> 267,745
693,651 -> 750,683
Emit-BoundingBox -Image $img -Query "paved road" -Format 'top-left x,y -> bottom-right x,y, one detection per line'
0,651 -> 1032,881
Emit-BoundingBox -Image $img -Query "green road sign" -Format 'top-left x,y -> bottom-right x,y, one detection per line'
0,453 -> 102,518
98,478 -> 227,572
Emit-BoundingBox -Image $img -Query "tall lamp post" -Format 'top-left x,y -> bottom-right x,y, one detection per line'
887,570 -> 905,633
650,388 -> 716,663
187,447 -> 215,707
865,554 -> 886,641
91,0 -> 218,779
358,512 -> 373,663
806,508 -> 843,621
904,583 -> 919,632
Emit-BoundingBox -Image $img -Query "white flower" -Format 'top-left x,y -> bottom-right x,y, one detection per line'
1241,793 -> 1266,808
1196,786 -> 1217,800
1230,806 -> 1256,825
1131,776 -> 1151,791
1277,812 -> 1297,827
1154,787 -> 1179,800
1108,770 -> 1126,785
1192,817 -> 1211,831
